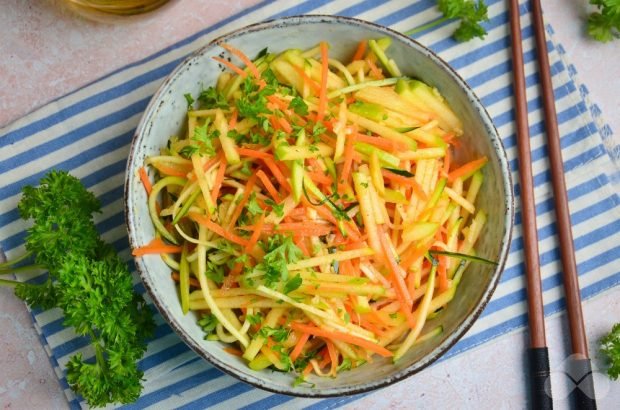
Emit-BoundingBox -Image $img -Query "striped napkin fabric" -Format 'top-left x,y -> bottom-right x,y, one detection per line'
1,0 -> 618,408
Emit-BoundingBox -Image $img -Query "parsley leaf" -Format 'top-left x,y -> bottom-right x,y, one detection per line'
184,93 -> 195,109
258,326 -> 290,342
601,322 -> 620,380
283,274 -> 303,294
197,86 -> 228,109
588,0 -> 620,42
246,312 -> 263,325
256,235 -> 303,288
438,0 -> 489,42
198,313 -> 218,339
289,96 -> 309,116
265,198 -> 284,217
205,260 -> 225,284
246,192 -> 264,216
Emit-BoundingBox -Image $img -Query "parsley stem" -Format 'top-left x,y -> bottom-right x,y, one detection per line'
0,264 -> 46,275
405,16 -> 452,36
0,250 -> 33,269
0,278 -> 19,287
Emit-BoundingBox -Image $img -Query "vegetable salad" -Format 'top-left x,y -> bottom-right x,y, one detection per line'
134,38 -> 490,384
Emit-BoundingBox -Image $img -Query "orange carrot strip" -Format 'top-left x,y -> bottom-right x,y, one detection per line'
381,170 -> 428,201
266,95 -> 289,110
291,64 -> 322,95
340,133 -> 356,185
378,230 -> 415,328
352,40 -> 367,62
220,43 -> 261,79
437,255 -> 449,293
289,322 -> 393,358
325,340 -> 339,376
366,58 -> 384,79
244,213 -> 265,253
152,162 -> 190,177
189,212 -> 249,246
442,148 -> 451,177
317,42 -> 329,123
354,133 -> 408,152
448,156 -> 488,182
237,147 -> 272,160
228,109 -> 238,129
277,116 -> 293,133
307,169 -> 332,185
138,167 -> 152,195
171,271 -> 201,288
223,347 -> 243,357
228,174 -> 258,228
132,239 -> 182,256
212,56 -> 247,78
263,157 -> 291,192
290,332 -> 311,362
256,170 -> 281,202
210,155 -> 228,202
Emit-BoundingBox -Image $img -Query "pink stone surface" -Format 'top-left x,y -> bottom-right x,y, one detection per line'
0,0 -> 618,408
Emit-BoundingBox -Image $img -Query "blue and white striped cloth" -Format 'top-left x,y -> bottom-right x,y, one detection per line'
1,1 -> 618,408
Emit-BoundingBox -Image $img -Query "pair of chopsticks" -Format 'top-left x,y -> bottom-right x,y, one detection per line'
508,1 -> 597,409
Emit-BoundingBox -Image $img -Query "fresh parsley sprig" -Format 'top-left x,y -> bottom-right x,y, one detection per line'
0,171 -> 155,407
601,322 -> 620,380
405,0 -> 490,42
587,0 -> 620,42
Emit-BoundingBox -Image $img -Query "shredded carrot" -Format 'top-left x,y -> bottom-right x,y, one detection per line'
317,42 -> 329,123
263,157 -> 291,192
381,170 -> 428,201
291,64 -> 322,95
227,174 -> 258,229
325,339 -> 339,377
256,170 -> 281,202
340,133 -> 356,185
138,167 -> 152,195
223,347 -> 243,357
189,212 -> 249,247
442,148 -> 451,177
289,322 -> 393,358
171,271 -> 201,288
290,332 -> 311,362
448,156 -> 488,182
352,40 -> 367,61
220,43 -> 261,79
354,132 -> 408,152
437,255 -> 449,292
378,230 -> 415,328
228,109 -> 238,129
210,155 -> 227,202
152,162 -> 191,177
237,147 -> 272,160
366,58 -> 384,79
277,116 -> 293,133
212,56 -> 247,78
133,238 -> 182,256
244,214 -> 265,253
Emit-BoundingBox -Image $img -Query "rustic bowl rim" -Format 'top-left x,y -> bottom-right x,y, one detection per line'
125,14 -> 515,398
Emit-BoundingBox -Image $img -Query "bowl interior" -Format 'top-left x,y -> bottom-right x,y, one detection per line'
126,16 -> 513,397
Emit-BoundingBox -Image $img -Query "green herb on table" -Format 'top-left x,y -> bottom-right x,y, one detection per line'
0,170 -> 155,407
587,0 -> 620,42
601,322 -> 620,380
405,0 -> 490,42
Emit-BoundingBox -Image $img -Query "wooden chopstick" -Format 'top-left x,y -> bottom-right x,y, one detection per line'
508,1 -> 552,409
530,1 -> 597,408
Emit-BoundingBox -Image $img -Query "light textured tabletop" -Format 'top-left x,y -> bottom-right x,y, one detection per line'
0,0 -> 618,409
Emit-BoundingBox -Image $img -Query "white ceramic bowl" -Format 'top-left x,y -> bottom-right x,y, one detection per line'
125,15 -> 514,397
